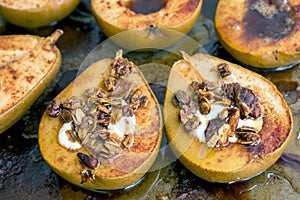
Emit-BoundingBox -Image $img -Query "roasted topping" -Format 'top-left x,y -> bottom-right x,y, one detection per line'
218,123 -> 230,146
103,76 -> 116,92
122,133 -> 134,149
62,96 -> 85,110
49,56 -> 148,164
85,87 -> 102,98
189,81 -> 213,115
80,170 -> 95,184
184,116 -> 201,131
130,89 -> 149,111
217,63 -> 231,78
46,100 -> 62,118
77,152 -> 100,169
173,90 -> 200,131
111,57 -> 133,78
199,96 -> 211,115
236,126 -> 261,145
227,108 -> 240,137
205,117 -> 227,148
222,82 -> 261,119
173,90 -> 190,107
190,81 -> 213,100
121,104 -> 134,118
173,79 -> 263,148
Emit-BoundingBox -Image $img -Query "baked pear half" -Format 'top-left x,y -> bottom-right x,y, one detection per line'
215,0 -> 300,70
0,0 -> 80,28
38,50 -> 162,190
0,30 -> 63,134
91,0 -> 203,50
164,51 -> 293,183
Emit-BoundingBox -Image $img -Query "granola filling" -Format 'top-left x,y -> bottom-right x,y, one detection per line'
47,56 -> 149,169
173,63 -> 263,148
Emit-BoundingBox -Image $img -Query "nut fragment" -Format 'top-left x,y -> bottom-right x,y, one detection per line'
111,57 -> 133,78
236,126 -> 261,145
77,152 -> 100,169
218,123 -> 230,146
217,63 -> 231,78
199,96 -> 211,115
228,108 -> 240,136
62,96 -> 84,110
173,90 -> 190,106
80,170 -> 96,183
46,100 -> 62,117
104,77 -> 117,91
222,82 -> 261,119
123,133 -> 134,148
184,116 -> 201,131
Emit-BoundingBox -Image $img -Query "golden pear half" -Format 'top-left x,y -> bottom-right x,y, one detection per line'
91,0 -> 203,50
38,50 -> 163,190
164,52 -> 293,183
215,0 -> 300,70
0,0 -> 80,28
0,29 -> 63,134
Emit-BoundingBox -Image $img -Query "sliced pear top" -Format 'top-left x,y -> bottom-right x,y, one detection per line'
91,0 -> 202,29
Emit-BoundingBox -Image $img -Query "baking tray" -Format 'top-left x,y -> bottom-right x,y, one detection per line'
0,0 -> 300,199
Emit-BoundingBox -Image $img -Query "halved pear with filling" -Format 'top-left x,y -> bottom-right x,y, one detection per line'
0,29 -> 63,134
0,0 -> 80,28
164,51 -> 293,183
38,50 -> 162,190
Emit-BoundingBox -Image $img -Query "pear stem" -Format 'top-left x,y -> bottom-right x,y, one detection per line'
115,49 -> 124,59
49,29 -> 64,46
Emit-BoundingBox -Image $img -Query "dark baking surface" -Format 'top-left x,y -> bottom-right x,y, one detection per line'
1,0 -> 300,199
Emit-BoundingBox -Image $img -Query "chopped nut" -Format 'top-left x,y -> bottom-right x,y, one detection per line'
80,170 -> 96,183
46,100 -> 62,118
205,118 -> 226,144
184,116 -> 201,131
218,108 -> 229,120
222,83 -> 261,119
104,77 -> 117,91
218,124 -> 231,146
228,108 -> 240,136
217,63 -> 231,78
207,134 -> 220,148
174,90 -> 190,106
199,96 -> 211,115
111,58 -> 133,77
85,87 -> 102,98
62,96 -> 84,110
236,126 -> 261,145
123,133 -> 134,149
77,152 -> 100,169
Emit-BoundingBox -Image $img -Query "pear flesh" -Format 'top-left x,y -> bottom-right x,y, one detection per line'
0,30 -> 63,134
